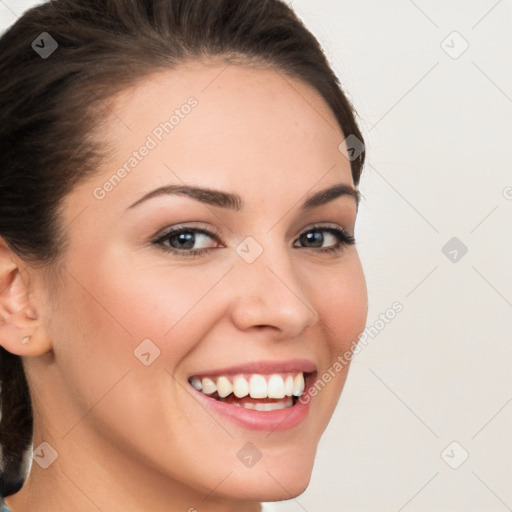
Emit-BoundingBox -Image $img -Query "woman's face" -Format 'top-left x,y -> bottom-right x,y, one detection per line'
33,61 -> 367,506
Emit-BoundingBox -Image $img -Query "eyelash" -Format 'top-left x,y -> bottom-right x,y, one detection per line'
152,224 -> 356,258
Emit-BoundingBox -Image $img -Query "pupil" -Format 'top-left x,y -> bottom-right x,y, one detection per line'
175,232 -> 194,249
302,231 -> 323,247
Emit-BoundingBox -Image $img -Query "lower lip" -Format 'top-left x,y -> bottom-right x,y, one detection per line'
189,373 -> 315,432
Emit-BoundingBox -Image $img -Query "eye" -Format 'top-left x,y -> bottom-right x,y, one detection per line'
152,224 -> 355,258
293,226 -> 355,253
153,226 -> 222,257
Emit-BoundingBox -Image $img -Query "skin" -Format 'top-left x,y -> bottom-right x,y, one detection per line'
0,60 -> 368,512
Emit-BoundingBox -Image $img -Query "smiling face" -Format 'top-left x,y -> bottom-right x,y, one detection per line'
23,60 -> 367,508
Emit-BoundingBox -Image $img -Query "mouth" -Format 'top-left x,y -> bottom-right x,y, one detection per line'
188,371 -> 309,411
186,360 -> 317,431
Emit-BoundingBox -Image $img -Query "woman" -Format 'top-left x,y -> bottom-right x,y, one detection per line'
0,0 -> 367,510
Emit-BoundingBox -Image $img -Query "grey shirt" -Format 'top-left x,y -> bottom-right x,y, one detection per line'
0,498 -> 12,512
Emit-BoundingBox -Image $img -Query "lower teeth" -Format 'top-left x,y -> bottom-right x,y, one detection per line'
230,399 -> 294,411
214,393 -> 295,411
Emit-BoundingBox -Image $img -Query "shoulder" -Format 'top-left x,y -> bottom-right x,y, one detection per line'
0,498 -> 13,512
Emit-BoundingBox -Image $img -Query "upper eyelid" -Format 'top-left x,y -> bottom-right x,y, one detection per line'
153,223 -> 220,241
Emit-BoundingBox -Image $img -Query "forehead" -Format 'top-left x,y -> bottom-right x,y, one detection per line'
72,61 -> 354,218
108,60 -> 345,156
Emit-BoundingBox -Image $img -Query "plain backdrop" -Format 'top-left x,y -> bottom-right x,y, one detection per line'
1,1 -> 511,511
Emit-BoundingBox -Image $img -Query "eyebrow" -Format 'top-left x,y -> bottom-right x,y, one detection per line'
127,182 -> 360,211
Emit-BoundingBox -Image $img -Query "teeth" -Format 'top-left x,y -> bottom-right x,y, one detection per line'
249,374 -> 267,398
190,376 -> 202,390
201,377 -> 217,395
254,399 -> 293,411
216,376 -> 233,398
292,373 -> 305,396
285,375 -> 294,396
226,397 -> 293,411
267,374 -> 286,399
233,375 -> 249,398
191,372 -> 307,400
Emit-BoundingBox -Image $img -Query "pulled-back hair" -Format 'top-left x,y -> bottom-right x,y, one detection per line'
0,0 -> 364,496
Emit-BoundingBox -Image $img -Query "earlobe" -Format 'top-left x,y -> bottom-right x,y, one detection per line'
0,237 -> 53,356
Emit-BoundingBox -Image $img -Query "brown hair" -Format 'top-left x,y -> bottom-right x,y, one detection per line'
0,0 -> 365,496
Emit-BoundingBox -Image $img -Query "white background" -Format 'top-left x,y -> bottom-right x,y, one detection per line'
1,1 -> 511,511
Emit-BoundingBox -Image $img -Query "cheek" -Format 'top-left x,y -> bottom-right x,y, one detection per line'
304,254 -> 367,414
311,255 -> 368,356
49,251 -> 236,468
102,260 -> 231,348
55,246 -> 231,380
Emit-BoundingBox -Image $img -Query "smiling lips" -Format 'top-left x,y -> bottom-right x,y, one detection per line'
188,371 -> 308,411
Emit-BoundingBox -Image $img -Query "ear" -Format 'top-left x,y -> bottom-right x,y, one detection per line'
0,237 -> 53,356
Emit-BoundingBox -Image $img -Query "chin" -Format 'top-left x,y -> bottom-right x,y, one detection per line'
263,473 -> 311,502
217,449 -> 316,502
230,471 -> 312,503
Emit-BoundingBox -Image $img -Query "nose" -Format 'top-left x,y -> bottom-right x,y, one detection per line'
228,244 -> 319,339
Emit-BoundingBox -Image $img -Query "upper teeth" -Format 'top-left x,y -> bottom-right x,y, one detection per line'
189,372 -> 306,399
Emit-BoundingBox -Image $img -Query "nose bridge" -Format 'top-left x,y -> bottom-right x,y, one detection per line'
228,235 -> 319,336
